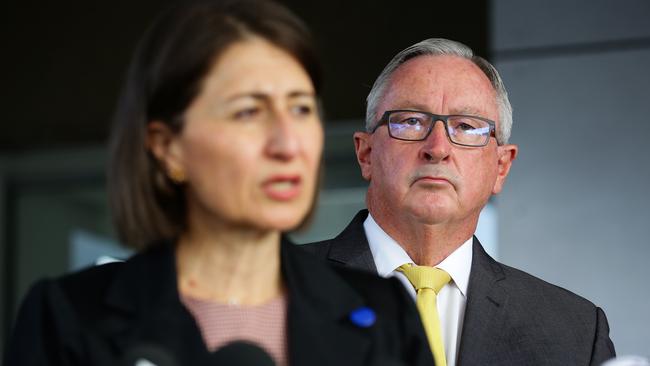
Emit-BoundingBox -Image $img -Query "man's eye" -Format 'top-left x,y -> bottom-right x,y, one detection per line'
457,122 -> 476,131
401,117 -> 423,126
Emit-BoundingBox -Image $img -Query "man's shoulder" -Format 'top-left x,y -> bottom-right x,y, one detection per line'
472,240 -> 598,312
499,262 -> 598,310
488,259 -> 607,338
463,251 -> 615,363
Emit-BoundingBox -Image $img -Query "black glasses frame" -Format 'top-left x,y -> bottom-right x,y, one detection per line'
372,109 -> 497,147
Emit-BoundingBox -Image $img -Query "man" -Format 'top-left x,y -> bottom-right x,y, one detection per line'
303,39 -> 615,365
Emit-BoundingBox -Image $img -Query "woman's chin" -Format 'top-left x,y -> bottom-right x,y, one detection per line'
254,207 -> 310,232
261,216 -> 305,232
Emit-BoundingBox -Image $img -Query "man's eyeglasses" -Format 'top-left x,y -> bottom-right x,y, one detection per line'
372,110 -> 497,147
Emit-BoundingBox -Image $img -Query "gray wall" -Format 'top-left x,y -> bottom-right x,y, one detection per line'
492,0 -> 650,356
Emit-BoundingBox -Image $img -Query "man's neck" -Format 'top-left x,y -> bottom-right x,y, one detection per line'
369,210 -> 476,266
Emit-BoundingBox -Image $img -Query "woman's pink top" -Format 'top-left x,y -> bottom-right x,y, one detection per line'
181,294 -> 288,366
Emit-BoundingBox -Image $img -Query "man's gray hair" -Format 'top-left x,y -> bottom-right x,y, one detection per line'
365,38 -> 513,145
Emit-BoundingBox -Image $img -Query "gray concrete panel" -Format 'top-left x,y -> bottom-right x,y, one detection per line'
496,48 -> 650,356
493,0 -> 650,51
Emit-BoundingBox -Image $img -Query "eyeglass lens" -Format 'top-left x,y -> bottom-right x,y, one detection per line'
387,111 -> 491,146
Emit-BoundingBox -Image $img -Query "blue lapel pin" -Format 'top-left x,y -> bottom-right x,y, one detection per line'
349,306 -> 376,328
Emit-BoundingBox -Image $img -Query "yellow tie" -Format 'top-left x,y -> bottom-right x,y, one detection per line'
398,264 -> 450,366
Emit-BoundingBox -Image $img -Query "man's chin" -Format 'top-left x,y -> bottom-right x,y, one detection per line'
406,205 -> 456,226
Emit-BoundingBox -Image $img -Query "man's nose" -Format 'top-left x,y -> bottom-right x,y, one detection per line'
419,120 -> 452,163
265,112 -> 300,161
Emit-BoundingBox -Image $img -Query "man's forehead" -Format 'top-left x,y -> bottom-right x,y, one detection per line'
393,55 -> 482,80
378,55 -> 497,117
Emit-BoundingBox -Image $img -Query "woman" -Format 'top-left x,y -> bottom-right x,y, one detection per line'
5,1 -> 432,365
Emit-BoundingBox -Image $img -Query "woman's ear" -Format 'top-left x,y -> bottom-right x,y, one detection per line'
146,121 -> 186,183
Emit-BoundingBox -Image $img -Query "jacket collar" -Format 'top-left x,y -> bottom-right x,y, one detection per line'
456,237 -> 509,365
326,209 -> 378,272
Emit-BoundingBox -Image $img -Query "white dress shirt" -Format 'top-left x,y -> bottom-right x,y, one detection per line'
364,214 -> 473,366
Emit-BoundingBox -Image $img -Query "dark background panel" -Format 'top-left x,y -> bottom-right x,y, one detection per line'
2,0 -> 176,150
2,0 -> 487,150
281,0 -> 488,120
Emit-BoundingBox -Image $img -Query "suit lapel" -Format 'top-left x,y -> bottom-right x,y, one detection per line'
457,237 -> 509,366
327,210 -> 378,273
282,240 -> 372,366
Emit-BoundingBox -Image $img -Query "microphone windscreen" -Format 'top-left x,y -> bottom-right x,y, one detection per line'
602,356 -> 650,366
122,344 -> 179,366
210,341 -> 276,366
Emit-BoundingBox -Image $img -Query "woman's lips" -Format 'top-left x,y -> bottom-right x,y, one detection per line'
262,175 -> 302,200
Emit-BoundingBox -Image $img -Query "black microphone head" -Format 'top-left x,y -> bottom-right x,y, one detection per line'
210,341 -> 276,366
122,343 -> 179,366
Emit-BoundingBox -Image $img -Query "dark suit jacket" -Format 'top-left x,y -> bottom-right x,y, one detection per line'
302,210 -> 616,366
5,239 -> 433,366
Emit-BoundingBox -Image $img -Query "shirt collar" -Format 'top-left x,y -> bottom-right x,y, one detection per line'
364,213 -> 473,297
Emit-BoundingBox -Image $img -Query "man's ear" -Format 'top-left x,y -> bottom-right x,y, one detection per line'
492,143 -> 518,195
146,121 -> 184,179
354,131 -> 372,181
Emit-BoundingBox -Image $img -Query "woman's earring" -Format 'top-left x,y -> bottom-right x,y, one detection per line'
168,167 -> 186,184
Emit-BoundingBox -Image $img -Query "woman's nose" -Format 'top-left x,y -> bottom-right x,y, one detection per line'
265,113 -> 300,160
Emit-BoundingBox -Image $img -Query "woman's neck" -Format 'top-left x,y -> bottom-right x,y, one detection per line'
176,223 -> 283,306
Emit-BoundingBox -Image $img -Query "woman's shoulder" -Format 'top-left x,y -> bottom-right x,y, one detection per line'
63,259 -> 124,285
330,264 -> 399,290
331,265 -> 412,308
18,261 -> 126,324
284,243 -> 434,365
59,261 -> 125,299
284,241 -> 413,312
22,243 -> 172,322
4,261 -> 128,365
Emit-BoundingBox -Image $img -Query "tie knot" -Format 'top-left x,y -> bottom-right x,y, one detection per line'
398,264 -> 450,293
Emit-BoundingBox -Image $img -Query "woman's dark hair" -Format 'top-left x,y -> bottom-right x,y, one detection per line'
108,0 -> 322,248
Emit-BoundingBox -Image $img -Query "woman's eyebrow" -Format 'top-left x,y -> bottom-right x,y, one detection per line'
226,90 -> 314,102
287,90 -> 315,98
226,92 -> 269,102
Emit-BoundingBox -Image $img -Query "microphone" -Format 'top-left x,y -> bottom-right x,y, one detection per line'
122,344 -> 178,366
121,341 -> 276,366
210,341 -> 276,366
602,356 -> 650,366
